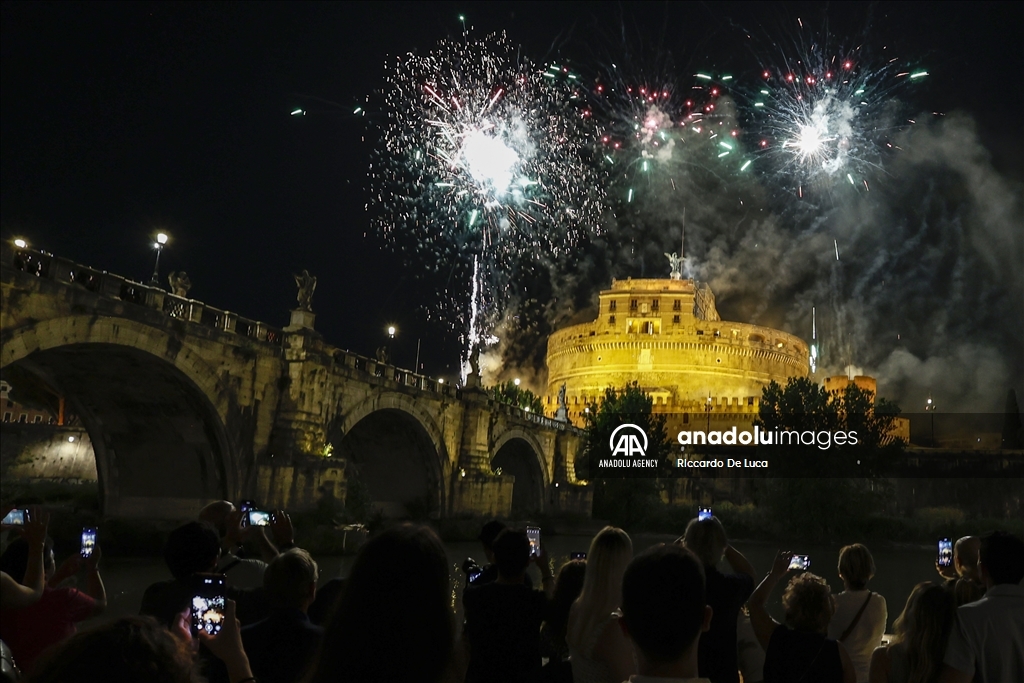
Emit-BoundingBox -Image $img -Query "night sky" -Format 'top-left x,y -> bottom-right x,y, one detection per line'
2,2 -> 1021,403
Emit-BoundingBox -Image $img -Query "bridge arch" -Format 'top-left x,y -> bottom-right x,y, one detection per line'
491,427 -> 549,516
1,316 -> 240,518
334,392 -> 450,518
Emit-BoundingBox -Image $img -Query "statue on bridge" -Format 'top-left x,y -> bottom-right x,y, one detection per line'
168,271 -> 192,298
293,270 -> 317,312
555,382 -> 569,422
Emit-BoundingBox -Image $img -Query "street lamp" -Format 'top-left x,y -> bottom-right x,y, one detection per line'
385,325 -> 396,366
514,378 -> 521,386
925,397 -> 936,446
13,238 -> 28,249
149,232 -> 169,286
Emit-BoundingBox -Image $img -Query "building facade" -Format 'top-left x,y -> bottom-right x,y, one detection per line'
544,277 -> 810,431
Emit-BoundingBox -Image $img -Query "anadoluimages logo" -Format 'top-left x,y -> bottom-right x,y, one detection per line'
609,423 -> 648,457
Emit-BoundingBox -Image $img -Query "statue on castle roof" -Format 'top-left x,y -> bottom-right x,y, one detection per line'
293,270 -> 317,311
665,252 -> 682,280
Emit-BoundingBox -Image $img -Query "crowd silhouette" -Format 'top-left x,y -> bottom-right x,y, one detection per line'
1,503 -> 1022,683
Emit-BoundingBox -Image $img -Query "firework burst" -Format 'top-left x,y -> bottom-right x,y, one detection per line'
743,36 -> 928,196
370,31 -> 605,378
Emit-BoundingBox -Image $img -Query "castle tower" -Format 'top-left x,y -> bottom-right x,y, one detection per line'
544,277 -> 810,430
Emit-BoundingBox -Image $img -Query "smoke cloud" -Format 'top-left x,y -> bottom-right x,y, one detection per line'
495,110 -> 1023,412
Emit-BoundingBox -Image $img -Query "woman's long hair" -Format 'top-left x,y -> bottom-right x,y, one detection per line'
543,559 -> 587,653
566,526 -> 632,654
889,582 -> 955,683
306,524 -> 454,683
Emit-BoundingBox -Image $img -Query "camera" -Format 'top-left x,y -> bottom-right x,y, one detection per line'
191,574 -> 226,636
2,509 -> 29,526
938,538 -> 953,567
246,509 -> 273,527
788,555 -> 811,571
81,527 -> 97,558
526,526 -> 541,558
462,557 -> 484,585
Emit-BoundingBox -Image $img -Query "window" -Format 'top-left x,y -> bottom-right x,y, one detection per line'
608,315 -> 616,325
748,397 -> 755,406
630,299 -> 638,310
714,329 -> 721,337
644,321 -> 654,334
672,315 -> 680,324
18,414 -> 27,423
33,415 -> 42,423
696,329 -> 704,336
652,299 -> 659,310
673,299 -> 681,311
2,413 -> 10,422
609,300 -> 617,312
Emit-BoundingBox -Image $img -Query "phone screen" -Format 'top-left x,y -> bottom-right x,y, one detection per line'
81,527 -> 97,558
2,509 -> 27,525
468,568 -> 483,584
191,575 -> 226,636
938,538 -> 953,567
247,509 -> 272,527
526,526 -> 541,557
698,506 -> 713,521
570,551 -> 587,561
788,555 -> 811,570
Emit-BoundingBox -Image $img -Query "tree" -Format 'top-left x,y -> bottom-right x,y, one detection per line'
490,379 -> 544,414
578,383 -> 673,528
753,377 -> 905,541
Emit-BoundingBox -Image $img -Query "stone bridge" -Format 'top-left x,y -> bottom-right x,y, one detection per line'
1,246 -> 591,520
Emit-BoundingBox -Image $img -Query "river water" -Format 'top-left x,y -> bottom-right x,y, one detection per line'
89,534 -> 937,632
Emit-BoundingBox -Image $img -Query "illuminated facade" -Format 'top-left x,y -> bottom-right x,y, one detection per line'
544,277 -> 810,430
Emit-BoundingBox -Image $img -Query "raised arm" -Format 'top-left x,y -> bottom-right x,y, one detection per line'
83,543 -> 107,615
748,550 -> 793,650
725,544 -> 756,580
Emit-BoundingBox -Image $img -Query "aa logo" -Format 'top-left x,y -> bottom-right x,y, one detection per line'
609,424 -> 648,457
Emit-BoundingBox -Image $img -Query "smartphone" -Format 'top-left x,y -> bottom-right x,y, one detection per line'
81,527 -> 97,558
247,509 -> 272,527
938,538 -> 953,567
570,551 -> 587,561
526,526 -> 541,558
1,509 -> 28,525
789,555 -> 811,570
238,500 -> 257,527
191,575 -> 226,636
698,506 -> 713,521
468,568 -> 483,584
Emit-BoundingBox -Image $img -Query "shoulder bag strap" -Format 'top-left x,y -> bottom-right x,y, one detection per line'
839,591 -> 873,642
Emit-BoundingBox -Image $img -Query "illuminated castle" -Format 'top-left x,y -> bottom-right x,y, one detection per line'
544,276 -> 810,430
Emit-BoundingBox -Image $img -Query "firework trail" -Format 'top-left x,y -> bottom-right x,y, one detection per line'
369,30 -> 605,380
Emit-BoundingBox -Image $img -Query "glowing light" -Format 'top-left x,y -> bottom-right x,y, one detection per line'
740,160 -> 752,171
909,71 -> 928,79
156,233 -> 168,245
290,108 -> 305,116
513,378 -> 521,386
13,238 -> 27,249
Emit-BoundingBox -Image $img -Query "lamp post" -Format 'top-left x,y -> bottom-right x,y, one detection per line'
149,232 -> 169,286
386,325 -> 396,366
926,397 -> 936,446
